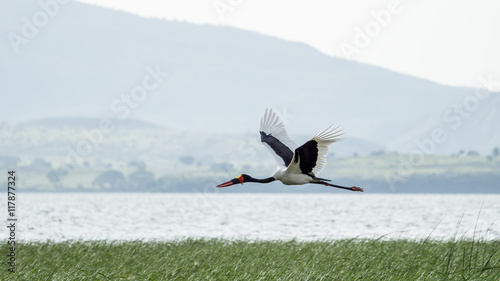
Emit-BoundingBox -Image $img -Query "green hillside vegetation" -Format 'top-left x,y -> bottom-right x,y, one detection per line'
1,119 -> 499,193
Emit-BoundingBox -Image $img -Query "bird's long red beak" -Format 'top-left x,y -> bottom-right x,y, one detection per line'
216,177 -> 243,188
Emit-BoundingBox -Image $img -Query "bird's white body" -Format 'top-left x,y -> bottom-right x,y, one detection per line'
272,168 -> 312,185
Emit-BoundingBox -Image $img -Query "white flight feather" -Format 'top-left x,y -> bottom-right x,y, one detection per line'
259,108 -> 297,167
310,124 -> 343,176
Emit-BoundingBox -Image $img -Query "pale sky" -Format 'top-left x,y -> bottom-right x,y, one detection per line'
76,0 -> 499,88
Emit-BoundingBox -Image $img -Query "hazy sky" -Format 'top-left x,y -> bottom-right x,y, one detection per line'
78,0 -> 499,88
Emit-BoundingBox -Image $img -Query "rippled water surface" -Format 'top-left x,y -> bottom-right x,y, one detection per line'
7,193 -> 500,241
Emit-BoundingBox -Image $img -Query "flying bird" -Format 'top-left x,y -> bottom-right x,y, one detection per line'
217,109 -> 364,192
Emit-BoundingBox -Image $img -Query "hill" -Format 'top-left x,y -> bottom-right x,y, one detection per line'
2,1 -> 498,154
0,118 -> 498,193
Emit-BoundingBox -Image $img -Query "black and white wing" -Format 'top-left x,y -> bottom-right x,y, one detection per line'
286,124 -> 343,177
259,109 -> 298,168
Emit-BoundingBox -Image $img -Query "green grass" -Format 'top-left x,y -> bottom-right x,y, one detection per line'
327,153 -> 500,180
2,239 -> 500,280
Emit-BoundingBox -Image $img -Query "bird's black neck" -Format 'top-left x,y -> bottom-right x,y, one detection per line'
247,176 -> 275,184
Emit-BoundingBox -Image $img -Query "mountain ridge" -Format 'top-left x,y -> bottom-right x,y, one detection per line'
1,0 -> 497,153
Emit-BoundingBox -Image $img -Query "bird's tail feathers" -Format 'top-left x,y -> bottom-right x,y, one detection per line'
312,176 -> 331,182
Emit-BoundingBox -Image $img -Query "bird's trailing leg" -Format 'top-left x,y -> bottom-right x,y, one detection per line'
319,181 -> 363,192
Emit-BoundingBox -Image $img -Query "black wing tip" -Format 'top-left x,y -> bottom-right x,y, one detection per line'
259,131 -> 268,142
260,131 -> 293,167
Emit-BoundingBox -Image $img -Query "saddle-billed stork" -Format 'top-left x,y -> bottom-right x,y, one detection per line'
216,109 -> 364,192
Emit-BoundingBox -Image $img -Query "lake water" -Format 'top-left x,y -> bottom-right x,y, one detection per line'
6,193 -> 500,242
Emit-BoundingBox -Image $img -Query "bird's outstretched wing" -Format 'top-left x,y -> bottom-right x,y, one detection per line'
260,109 -> 298,168
287,124 -> 343,177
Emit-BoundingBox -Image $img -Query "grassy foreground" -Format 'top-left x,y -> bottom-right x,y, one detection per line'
2,239 -> 499,280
